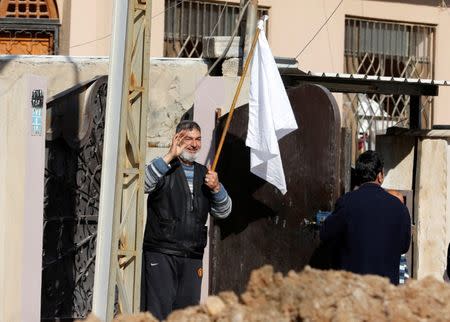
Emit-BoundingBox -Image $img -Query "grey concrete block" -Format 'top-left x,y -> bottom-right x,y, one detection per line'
222,58 -> 241,77
202,36 -> 240,59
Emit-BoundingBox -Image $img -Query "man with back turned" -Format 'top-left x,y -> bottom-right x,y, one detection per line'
320,150 -> 411,284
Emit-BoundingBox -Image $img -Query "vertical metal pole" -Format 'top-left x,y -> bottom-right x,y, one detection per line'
92,0 -> 129,319
93,0 -> 152,320
242,0 -> 258,64
238,0 -> 247,73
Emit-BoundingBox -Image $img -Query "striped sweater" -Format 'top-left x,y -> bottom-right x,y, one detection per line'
145,157 -> 232,219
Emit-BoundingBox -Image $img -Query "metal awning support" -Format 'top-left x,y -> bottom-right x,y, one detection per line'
279,69 -> 450,130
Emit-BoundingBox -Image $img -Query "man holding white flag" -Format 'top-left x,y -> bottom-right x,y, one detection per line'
245,16 -> 298,194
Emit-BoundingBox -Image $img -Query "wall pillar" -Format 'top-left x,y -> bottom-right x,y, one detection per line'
414,138 -> 448,279
0,75 -> 47,322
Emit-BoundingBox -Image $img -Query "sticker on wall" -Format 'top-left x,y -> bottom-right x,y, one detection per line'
31,89 -> 44,136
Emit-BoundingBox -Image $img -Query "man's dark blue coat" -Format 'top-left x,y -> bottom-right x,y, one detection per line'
320,183 -> 411,285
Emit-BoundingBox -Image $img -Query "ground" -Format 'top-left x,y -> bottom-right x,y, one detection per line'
79,265 -> 450,321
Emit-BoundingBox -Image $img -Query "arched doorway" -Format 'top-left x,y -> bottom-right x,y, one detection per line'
0,0 -> 59,54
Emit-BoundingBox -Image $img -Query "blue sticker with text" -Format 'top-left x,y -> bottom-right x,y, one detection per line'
31,89 -> 44,136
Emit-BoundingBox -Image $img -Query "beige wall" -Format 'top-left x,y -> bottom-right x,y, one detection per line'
57,0 -> 164,57
61,0 -> 344,72
62,0 -> 113,56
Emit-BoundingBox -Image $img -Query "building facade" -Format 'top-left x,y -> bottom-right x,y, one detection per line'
2,1 -> 450,319
2,1 -> 450,128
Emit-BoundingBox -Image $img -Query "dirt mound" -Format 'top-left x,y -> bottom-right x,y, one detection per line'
80,265 -> 450,321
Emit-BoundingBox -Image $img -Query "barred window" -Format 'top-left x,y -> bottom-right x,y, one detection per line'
0,0 -> 59,55
164,0 -> 268,58
344,17 -> 435,151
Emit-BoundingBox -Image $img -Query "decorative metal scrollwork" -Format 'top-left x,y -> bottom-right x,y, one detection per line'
41,76 -> 107,320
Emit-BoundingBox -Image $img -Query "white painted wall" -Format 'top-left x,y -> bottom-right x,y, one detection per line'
0,75 -> 47,322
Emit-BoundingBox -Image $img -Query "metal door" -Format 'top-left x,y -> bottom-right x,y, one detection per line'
210,84 -> 343,295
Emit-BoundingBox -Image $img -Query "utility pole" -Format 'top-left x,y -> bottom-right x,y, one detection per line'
242,0 -> 258,64
93,0 -> 152,321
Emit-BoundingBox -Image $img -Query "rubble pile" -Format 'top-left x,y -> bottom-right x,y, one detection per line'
81,265 -> 450,322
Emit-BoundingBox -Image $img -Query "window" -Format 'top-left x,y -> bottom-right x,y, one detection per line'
164,0 -> 268,57
0,0 -> 59,55
344,17 -> 435,151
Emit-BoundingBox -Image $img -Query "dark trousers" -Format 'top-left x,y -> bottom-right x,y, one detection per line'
140,250 -> 203,321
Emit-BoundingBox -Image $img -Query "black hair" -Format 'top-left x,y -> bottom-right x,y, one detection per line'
355,150 -> 384,184
175,120 -> 201,133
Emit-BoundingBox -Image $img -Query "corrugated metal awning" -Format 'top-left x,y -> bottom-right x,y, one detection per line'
303,71 -> 450,86
279,68 -> 450,96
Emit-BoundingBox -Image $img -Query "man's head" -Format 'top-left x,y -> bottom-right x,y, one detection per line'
355,150 -> 384,185
176,120 -> 202,163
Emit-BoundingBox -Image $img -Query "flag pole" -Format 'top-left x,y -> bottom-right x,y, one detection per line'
211,26 -> 261,171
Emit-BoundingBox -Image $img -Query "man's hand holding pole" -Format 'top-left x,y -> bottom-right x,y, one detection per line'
205,165 -> 220,193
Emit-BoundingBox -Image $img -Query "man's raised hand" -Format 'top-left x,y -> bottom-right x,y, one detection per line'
163,131 -> 187,164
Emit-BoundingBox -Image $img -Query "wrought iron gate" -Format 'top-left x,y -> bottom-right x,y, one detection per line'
41,76 -> 107,320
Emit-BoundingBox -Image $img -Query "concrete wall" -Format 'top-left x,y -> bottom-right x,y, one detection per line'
146,58 -> 208,153
378,132 -> 450,281
0,56 -> 109,98
377,135 -> 415,191
0,56 -> 208,159
414,137 -> 449,280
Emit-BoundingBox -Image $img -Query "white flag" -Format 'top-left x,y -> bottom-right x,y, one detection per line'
245,16 -> 298,195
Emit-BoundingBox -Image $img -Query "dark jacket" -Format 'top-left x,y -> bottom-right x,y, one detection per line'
320,183 -> 411,284
143,160 -> 211,259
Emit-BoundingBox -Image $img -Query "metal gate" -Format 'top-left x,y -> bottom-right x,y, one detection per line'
41,76 -> 107,320
210,84 -> 347,295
